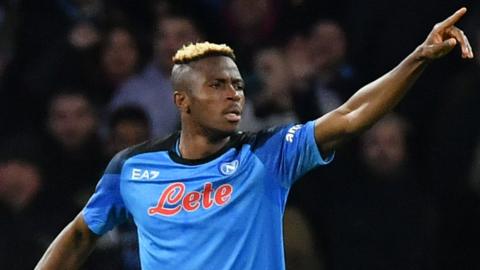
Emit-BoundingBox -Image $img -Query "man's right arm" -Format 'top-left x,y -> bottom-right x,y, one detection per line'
35,213 -> 99,270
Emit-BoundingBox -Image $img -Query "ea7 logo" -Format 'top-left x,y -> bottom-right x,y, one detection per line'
131,168 -> 160,180
285,124 -> 302,143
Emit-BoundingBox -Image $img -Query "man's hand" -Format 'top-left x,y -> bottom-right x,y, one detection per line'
313,7 -> 474,154
420,7 -> 474,60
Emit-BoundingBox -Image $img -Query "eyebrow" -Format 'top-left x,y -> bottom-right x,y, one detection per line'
210,78 -> 244,84
232,78 -> 244,83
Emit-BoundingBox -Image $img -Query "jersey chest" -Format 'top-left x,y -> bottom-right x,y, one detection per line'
118,147 -> 282,232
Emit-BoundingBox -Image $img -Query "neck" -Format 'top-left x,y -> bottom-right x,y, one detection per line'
178,128 -> 231,160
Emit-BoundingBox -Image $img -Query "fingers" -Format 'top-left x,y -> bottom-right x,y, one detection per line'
438,7 -> 467,29
447,26 -> 474,58
425,38 -> 457,59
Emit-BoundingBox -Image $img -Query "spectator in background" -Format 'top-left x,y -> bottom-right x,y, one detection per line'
318,114 -> 433,270
1,0 -> 106,134
220,0 -> 283,72
0,158 -> 44,269
87,105 -> 154,270
308,20 -> 357,101
292,20 -> 359,122
41,89 -> 105,214
0,136 -> 65,269
352,113 -> 433,270
89,25 -> 142,107
292,113 -> 434,270
287,21 -> 359,259
106,105 -> 151,157
360,114 -> 411,179
239,47 -> 322,270
109,14 -> 202,138
240,47 -> 298,131
0,159 -> 42,215
39,89 -> 118,269
0,0 -> 152,136
284,33 -> 315,85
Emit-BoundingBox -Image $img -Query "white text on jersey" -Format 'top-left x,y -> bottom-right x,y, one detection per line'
285,124 -> 302,143
131,168 -> 160,180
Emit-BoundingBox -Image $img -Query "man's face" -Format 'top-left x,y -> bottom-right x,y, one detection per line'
155,18 -> 200,73
309,21 -> 346,72
360,119 -> 406,176
101,28 -> 138,81
110,121 -> 150,153
0,161 -> 41,210
47,94 -> 96,150
183,56 -> 245,137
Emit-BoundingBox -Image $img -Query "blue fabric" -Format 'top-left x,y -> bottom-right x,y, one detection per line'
83,121 -> 333,269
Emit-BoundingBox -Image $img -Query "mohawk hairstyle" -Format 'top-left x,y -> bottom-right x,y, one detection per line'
172,42 -> 235,64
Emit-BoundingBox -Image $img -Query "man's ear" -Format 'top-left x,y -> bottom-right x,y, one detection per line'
174,90 -> 190,113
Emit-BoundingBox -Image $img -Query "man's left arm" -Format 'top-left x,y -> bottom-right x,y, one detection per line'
314,7 -> 474,154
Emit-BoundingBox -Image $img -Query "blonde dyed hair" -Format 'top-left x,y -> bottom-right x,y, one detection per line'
172,42 -> 235,64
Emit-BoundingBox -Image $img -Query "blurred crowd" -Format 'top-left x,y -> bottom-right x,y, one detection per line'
0,0 -> 480,269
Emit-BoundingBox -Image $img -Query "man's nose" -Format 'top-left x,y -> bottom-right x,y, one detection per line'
226,85 -> 241,101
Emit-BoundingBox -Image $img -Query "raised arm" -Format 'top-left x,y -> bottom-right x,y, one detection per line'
35,213 -> 98,270
314,7 -> 474,154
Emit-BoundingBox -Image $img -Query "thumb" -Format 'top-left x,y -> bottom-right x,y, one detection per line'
427,38 -> 457,59
442,38 -> 457,48
434,38 -> 457,51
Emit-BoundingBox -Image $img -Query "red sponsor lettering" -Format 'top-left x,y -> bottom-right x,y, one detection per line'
183,191 -> 201,212
148,183 -> 184,216
148,182 -> 234,216
202,182 -> 214,209
215,184 -> 233,205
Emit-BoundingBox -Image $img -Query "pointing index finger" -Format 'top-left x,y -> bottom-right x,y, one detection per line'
439,7 -> 467,28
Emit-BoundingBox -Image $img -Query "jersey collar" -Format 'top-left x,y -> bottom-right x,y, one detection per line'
168,131 -> 245,165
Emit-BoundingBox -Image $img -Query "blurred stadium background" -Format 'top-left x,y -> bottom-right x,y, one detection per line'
0,0 -> 479,269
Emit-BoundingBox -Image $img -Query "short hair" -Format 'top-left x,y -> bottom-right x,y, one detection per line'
47,87 -> 95,116
108,105 -> 150,130
172,42 -> 235,64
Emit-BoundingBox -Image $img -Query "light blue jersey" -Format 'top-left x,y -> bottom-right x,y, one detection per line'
83,121 -> 333,269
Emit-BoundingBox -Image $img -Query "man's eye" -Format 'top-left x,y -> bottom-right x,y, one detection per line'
235,84 -> 244,91
211,82 -> 221,89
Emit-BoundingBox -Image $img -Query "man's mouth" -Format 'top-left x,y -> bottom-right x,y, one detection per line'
223,106 -> 242,122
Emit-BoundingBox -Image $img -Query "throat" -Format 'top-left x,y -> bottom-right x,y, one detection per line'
177,133 -> 231,160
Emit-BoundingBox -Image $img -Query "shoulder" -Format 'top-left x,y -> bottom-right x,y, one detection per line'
241,122 -> 317,151
240,124 -> 296,149
105,133 -> 178,174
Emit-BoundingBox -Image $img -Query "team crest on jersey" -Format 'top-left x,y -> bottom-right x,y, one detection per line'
219,160 -> 239,176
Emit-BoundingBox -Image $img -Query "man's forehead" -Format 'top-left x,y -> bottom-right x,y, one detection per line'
193,56 -> 241,79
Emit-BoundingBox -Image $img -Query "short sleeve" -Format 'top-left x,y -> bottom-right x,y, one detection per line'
82,152 -> 129,235
253,121 -> 334,187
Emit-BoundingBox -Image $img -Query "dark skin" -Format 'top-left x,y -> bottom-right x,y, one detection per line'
314,8 -> 473,154
173,56 -> 246,159
35,8 -> 473,269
